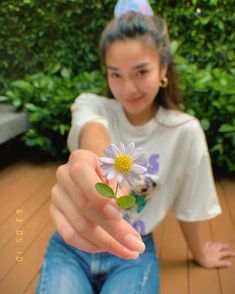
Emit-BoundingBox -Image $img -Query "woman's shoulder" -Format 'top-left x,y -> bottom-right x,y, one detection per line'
157,107 -> 202,132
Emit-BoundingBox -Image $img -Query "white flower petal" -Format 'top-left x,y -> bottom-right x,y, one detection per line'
100,164 -> 113,170
104,147 -> 116,158
120,143 -> 126,153
126,142 -> 135,154
129,171 -> 141,181
106,169 -> 117,180
132,164 -> 147,174
103,167 -> 115,177
100,157 -> 114,164
117,173 -> 124,184
126,174 -> 137,186
110,143 -> 122,156
118,176 -> 126,189
131,148 -> 145,160
133,157 -> 147,166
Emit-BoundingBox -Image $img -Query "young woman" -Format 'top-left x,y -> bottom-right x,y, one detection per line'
36,1 -> 235,293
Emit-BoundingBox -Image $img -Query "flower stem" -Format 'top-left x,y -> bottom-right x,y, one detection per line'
114,183 -> 119,200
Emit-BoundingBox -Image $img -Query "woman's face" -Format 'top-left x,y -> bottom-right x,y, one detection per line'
105,38 -> 167,126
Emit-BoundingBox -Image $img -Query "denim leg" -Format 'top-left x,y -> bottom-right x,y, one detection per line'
36,231 -> 94,294
100,235 -> 160,294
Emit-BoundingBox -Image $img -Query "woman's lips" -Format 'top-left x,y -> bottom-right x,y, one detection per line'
125,96 -> 144,105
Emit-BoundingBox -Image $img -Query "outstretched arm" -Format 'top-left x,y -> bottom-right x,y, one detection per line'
179,220 -> 235,269
50,122 -> 145,259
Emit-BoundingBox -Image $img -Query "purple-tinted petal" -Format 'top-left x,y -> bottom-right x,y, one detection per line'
118,143 -> 126,154
117,173 -> 124,184
118,176 -> 126,189
126,174 -> 137,186
126,142 -> 135,154
133,157 -> 147,166
100,157 -> 114,164
100,164 -> 113,171
106,169 -> 117,180
130,147 -> 144,157
132,164 -> 147,174
104,146 -> 116,158
103,167 -> 115,177
129,171 -> 141,181
110,143 -> 121,155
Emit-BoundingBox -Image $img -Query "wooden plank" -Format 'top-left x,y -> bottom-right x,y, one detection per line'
0,162 -> 33,199
153,218 -> 165,257
23,274 -> 39,294
0,163 -> 57,224
188,220 -> 221,294
0,161 -> 29,181
0,222 -> 55,294
212,182 -> 235,294
220,179 -> 235,229
159,210 -> 188,294
0,173 -> 56,248
0,198 -> 54,280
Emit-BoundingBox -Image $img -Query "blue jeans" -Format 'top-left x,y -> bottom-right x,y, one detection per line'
36,231 -> 160,294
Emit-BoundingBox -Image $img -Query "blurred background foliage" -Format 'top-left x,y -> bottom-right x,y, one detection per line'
0,0 -> 234,175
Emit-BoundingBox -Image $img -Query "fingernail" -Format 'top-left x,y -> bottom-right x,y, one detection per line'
124,234 -> 145,253
103,204 -> 122,221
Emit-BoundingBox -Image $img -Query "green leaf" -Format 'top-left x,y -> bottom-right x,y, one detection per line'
11,80 -> 34,94
219,124 -> 235,133
200,118 -> 210,131
61,67 -> 71,79
117,195 -> 136,209
95,183 -> 114,198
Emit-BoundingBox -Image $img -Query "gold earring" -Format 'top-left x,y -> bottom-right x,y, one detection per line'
160,77 -> 168,88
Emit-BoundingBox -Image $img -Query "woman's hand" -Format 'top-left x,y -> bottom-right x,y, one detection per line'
179,220 -> 235,269
195,241 -> 235,269
50,149 -> 145,259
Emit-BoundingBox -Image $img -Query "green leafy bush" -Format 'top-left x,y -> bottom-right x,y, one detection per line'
1,0 -> 235,174
175,52 -> 235,173
5,67 -> 106,158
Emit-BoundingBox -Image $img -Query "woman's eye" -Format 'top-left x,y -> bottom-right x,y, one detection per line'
110,72 -> 120,78
137,70 -> 148,77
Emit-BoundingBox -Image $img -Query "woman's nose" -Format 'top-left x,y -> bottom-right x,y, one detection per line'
123,79 -> 138,97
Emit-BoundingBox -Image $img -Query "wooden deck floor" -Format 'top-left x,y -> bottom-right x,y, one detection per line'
0,159 -> 234,294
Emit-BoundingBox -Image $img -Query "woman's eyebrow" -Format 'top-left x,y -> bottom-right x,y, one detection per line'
133,62 -> 151,70
106,62 -> 150,71
106,65 -> 119,71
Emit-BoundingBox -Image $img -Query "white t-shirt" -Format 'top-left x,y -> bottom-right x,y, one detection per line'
67,93 -> 221,235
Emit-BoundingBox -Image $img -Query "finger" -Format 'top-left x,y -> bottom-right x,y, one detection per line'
213,242 -> 229,249
219,249 -> 235,259
49,202 -> 102,253
52,184 -> 141,259
56,164 -> 86,208
67,150 -> 145,255
56,163 -> 122,221
68,150 -> 122,210
215,259 -> 232,268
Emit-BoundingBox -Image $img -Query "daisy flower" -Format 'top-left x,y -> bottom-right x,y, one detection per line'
99,142 -> 147,188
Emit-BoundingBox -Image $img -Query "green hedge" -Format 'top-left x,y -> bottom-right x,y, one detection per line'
1,0 -> 234,174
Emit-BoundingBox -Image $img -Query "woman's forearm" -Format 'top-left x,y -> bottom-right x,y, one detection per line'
179,221 -> 205,263
79,122 -> 111,156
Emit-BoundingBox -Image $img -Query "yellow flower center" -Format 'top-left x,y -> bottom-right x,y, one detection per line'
114,154 -> 133,173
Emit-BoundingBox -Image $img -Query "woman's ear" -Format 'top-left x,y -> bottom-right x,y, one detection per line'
160,64 -> 168,80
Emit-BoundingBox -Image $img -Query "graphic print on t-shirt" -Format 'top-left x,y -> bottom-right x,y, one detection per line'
123,154 -> 159,235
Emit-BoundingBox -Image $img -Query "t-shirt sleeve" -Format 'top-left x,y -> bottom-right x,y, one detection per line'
172,120 -> 222,221
67,93 -> 109,151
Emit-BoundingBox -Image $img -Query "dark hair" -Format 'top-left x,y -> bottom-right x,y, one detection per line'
99,12 -> 182,110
